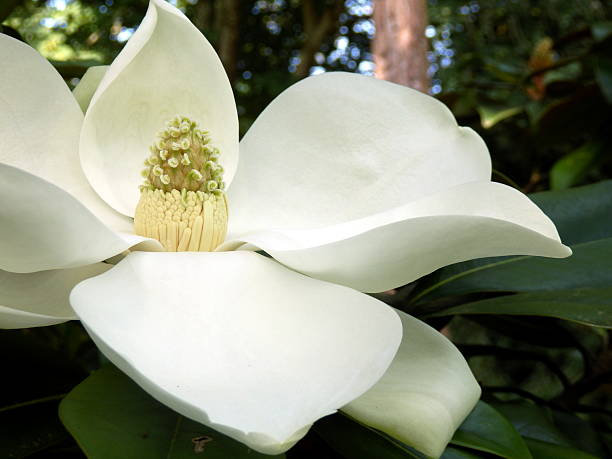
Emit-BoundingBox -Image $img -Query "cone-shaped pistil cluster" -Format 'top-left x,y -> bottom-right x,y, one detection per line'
134,116 -> 228,252
140,115 -> 225,194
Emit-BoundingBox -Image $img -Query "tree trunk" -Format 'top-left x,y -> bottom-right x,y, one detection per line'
295,0 -> 343,79
192,0 -> 214,33
373,0 -> 430,92
215,0 -> 240,83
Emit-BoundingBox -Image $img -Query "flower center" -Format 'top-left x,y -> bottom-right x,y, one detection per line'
134,115 -> 228,252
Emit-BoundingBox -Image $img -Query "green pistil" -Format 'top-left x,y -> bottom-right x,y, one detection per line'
140,115 -> 225,194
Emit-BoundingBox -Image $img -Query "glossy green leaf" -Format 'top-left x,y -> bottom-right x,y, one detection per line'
551,411 -> 609,457
550,141 -> 602,190
412,238 -> 612,302
410,181 -> 612,304
313,414 -> 426,459
450,401 -> 532,459
428,288 -> 612,328
59,365 -> 284,459
529,180 -> 612,244
440,446 -> 486,459
525,438 -> 600,459
490,403 -> 571,446
491,403 -> 608,458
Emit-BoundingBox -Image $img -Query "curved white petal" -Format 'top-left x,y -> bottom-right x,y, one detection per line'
228,72 -> 491,236
70,251 -> 402,454
0,263 -> 111,329
222,181 -> 571,292
80,0 -> 239,217
72,65 -> 108,113
0,33 -> 135,233
0,164 -> 161,273
342,310 -> 481,459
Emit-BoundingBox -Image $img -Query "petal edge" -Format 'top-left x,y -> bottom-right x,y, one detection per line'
342,309 -> 481,458
70,251 -> 402,454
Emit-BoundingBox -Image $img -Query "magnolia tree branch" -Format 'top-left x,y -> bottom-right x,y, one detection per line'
295,0 -> 343,79
192,0 -> 214,34
216,0 -> 240,82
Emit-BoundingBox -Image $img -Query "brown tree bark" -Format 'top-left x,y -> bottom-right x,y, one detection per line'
373,0 -> 430,92
192,0 -> 214,33
215,0 -> 241,83
295,0 -> 343,79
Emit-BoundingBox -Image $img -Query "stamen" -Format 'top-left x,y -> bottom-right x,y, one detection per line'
134,115 -> 228,252
134,189 -> 228,252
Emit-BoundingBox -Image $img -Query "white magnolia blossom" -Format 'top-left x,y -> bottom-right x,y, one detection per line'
0,0 -> 571,457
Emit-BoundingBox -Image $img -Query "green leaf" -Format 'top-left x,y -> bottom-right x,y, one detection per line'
595,57 -> 612,104
490,403 -> 571,446
493,402 -> 605,459
524,438 -> 600,459
441,446 -> 486,458
542,62 -> 582,87
592,21 -> 612,42
551,411 -> 609,458
428,288 -> 612,328
477,105 -> 523,129
59,365 -> 283,459
412,238 -> 612,301
550,141 -> 603,190
450,401 -> 532,459
313,414 -> 426,459
529,180 -> 612,245
483,60 -> 523,83
410,181 -> 612,304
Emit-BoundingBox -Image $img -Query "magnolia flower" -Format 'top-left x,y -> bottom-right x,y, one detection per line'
0,0 -> 571,457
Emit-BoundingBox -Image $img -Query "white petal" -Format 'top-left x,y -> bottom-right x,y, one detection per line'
228,72 -> 491,236
80,0 -> 239,217
0,263 -> 111,329
342,310 -> 481,459
70,251 -> 402,454
0,164 -> 160,273
72,65 -> 108,113
222,181 -> 571,292
0,33 -> 134,233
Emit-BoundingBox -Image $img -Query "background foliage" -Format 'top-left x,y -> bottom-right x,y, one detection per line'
1,0 -> 612,458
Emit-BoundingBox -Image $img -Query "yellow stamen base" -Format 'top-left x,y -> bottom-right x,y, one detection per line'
134,189 -> 228,252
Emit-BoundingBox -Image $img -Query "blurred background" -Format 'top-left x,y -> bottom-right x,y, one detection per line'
2,2 -> 612,458
2,0 -> 611,192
